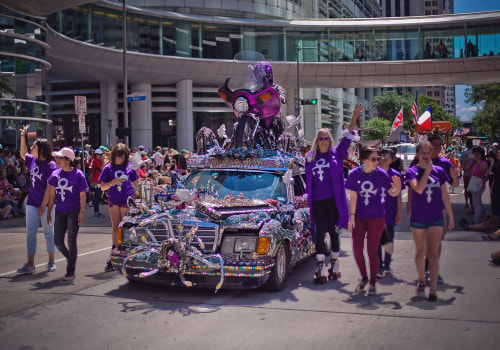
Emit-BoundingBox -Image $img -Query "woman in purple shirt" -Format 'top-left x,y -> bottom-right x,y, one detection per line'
405,140 -> 454,301
346,146 -> 401,295
47,147 -> 89,281
99,143 -> 139,270
17,125 -> 58,274
305,103 -> 363,284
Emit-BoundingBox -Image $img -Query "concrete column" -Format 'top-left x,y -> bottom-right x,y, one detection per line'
100,81 -> 118,147
130,83 -> 152,149
176,79 -> 194,151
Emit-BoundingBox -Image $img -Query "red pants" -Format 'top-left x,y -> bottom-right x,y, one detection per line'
352,216 -> 385,285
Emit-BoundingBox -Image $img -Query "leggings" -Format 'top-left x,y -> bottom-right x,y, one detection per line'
312,196 -> 339,255
54,209 -> 80,275
352,216 -> 385,285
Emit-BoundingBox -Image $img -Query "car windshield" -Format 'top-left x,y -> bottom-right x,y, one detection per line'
184,170 -> 287,202
399,144 -> 416,154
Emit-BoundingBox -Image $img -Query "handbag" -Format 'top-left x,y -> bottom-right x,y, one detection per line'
467,175 -> 483,193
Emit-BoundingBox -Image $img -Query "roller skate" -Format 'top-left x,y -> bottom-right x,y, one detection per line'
313,254 -> 328,284
328,252 -> 341,280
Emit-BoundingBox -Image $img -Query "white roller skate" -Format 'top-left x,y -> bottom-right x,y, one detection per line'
328,251 -> 341,280
313,254 -> 328,284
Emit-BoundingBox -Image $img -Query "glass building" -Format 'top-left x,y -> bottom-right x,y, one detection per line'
0,5 -> 51,148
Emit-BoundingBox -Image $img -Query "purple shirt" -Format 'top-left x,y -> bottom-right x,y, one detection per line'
47,168 -> 89,213
25,153 -> 57,207
311,152 -> 335,201
99,163 -> 138,205
384,167 -> 404,226
432,156 -> 453,184
346,167 -> 392,219
405,165 -> 448,224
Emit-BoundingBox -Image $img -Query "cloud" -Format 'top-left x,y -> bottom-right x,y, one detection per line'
456,104 -> 478,121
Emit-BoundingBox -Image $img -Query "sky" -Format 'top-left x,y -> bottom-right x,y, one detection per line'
453,0 -> 499,122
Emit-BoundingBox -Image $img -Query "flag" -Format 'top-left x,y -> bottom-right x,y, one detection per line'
391,106 -> 403,131
411,100 -> 418,125
417,106 -> 432,131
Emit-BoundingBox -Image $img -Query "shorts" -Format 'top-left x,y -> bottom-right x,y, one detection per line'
410,220 -> 444,229
108,200 -> 128,209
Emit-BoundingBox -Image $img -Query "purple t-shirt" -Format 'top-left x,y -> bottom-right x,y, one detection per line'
432,156 -> 453,184
384,167 -> 404,226
346,167 -> 392,219
47,168 -> 89,213
405,165 -> 448,224
98,163 -> 138,205
25,153 -> 57,207
311,152 -> 335,201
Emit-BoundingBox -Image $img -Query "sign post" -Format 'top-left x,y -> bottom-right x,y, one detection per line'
74,96 -> 87,171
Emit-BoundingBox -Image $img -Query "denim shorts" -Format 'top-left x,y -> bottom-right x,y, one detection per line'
410,220 -> 444,229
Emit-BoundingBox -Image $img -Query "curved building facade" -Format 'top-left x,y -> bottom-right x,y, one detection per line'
0,5 -> 52,148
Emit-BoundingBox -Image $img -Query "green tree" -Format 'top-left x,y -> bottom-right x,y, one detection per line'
370,90 -> 416,131
465,83 -> 500,143
361,117 -> 391,141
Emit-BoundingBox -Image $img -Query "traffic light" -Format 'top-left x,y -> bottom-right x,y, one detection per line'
300,99 -> 317,105
115,127 -> 131,138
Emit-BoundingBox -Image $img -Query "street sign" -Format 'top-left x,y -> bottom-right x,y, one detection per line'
74,96 -> 87,114
127,95 -> 146,102
78,114 -> 86,134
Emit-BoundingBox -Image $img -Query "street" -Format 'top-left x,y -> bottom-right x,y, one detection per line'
0,183 -> 499,349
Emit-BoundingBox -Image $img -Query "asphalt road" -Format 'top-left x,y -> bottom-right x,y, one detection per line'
0,183 -> 499,349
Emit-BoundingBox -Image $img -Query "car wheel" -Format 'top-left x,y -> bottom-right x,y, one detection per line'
265,243 -> 289,291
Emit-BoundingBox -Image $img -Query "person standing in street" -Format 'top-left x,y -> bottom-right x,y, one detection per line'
346,146 -> 401,295
405,140 -> 454,301
377,148 -> 404,277
99,143 -> 139,271
17,125 -> 58,274
305,103 -> 363,284
90,148 -> 106,218
460,139 -> 474,209
47,147 -> 89,281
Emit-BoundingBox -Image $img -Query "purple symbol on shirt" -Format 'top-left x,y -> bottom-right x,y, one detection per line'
31,165 -> 42,188
57,177 -> 73,202
312,158 -> 330,182
360,180 -> 378,206
425,177 -> 440,203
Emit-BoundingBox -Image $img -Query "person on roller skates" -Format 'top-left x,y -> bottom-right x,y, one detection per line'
305,104 -> 364,284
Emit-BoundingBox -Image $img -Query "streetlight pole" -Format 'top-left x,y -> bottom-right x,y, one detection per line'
122,0 -> 128,147
296,46 -> 316,117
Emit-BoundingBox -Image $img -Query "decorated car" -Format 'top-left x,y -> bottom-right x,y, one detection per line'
108,149 -> 314,292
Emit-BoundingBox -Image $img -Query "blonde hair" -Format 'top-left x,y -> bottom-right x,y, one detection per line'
311,128 -> 335,159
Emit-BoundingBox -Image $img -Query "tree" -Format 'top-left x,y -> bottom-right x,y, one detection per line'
370,90 -> 462,133
465,83 -> 500,143
360,118 -> 391,141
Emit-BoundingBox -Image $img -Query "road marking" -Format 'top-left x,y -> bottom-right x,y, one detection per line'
0,247 -> 110,277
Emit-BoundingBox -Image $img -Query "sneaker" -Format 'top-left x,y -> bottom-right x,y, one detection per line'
416,280 -> 426,293
17,263 -> 35,274
355,278 -> 369,293
367,285 -> 376,295
93,213 -> 105,218
47,261 -> 56,272
384,266 -> 392,275
437,275 -> 444,284
62,274 -> 75,281
377,267 -> 385,278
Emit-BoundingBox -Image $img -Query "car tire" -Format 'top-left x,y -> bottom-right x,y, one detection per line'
265,242 -> 289,291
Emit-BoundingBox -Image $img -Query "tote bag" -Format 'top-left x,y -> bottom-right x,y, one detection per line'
467,175 -> 483,193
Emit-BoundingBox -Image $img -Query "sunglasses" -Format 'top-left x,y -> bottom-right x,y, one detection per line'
55,156 -> 69,160
317,137 -> 329,141
368,156 -> 380,162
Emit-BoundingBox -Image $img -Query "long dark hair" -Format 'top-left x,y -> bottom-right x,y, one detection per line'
110,143 -> 130,165
34,138 -> 54,162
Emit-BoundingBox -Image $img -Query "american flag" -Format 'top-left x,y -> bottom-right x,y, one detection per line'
411,100 -> 418,125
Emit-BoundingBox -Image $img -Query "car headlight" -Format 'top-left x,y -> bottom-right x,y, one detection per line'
122,228 -> 148,244
233,97 -> 249,112
221,236 -> 257,254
